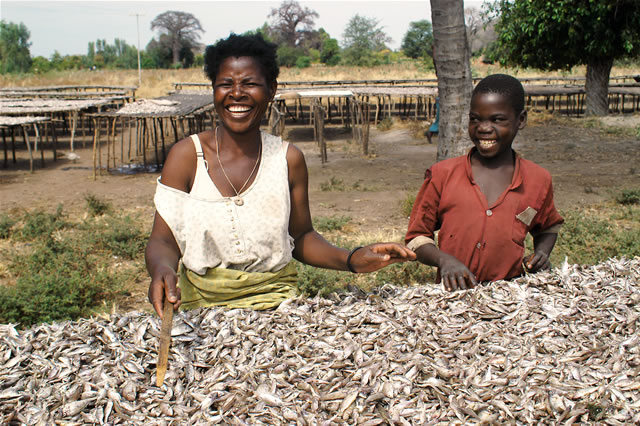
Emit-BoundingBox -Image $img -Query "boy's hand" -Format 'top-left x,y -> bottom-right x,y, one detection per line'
524,251 -> 551,273
349,243 -> 416,273
439,254 -> 477,291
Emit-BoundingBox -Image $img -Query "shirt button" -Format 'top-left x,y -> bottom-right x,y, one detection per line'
486,209 -> 493,216
235,241 -> 240,245
476,242 -> 482,249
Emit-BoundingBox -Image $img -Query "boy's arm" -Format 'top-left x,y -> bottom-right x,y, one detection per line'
413,241 -> 478,291
524,232 -> 558,273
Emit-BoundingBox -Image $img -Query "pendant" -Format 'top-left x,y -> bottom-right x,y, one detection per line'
233,197 -> 244,206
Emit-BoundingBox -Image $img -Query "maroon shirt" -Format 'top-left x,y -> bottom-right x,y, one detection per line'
406,149 -> 563,282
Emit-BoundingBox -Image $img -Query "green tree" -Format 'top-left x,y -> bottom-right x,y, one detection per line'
342,15 -> 391,66
402,20 -> 434,60
0,20 -> 32,73
31,56 -> 51,74
320,37 -> 341,65
151,10 -> 203,66
487,0 -> 640,116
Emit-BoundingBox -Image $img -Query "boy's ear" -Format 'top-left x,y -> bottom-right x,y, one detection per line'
269,81 -> 278,100
518,110 -> 528,129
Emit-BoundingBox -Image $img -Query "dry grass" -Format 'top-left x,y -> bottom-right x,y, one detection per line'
0,58 -> 636,99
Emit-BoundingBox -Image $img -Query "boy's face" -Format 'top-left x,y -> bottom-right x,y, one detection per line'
468,92 -> 527,159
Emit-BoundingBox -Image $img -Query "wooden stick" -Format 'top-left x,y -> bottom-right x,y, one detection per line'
156,301 -> 174,387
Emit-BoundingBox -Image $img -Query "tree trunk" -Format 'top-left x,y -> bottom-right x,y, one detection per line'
430,0 -> 473,161
172,38 -> 181,66
585,58 -> 613,116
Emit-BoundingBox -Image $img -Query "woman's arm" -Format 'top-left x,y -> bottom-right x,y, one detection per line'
286,144 -> 415,272
146,213 -> 182,318
145,137 -> 196,317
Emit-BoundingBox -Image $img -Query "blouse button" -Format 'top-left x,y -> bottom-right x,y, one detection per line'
235,241 -> 240,245
476,242 -> 482,249
486,209 -> 493,216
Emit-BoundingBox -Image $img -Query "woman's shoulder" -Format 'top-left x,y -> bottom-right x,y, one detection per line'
160,135 -> 199,191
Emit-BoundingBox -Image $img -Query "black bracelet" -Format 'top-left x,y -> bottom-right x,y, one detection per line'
346,246 -> 363,273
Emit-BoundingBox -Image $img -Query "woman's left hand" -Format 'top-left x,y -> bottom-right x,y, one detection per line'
349,243 -> 416,273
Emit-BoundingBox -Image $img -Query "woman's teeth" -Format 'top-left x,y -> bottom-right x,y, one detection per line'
228,105 -> 251,112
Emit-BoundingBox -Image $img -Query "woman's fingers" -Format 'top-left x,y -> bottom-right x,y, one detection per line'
149,271 -> 179,318
370,243 -> 416,260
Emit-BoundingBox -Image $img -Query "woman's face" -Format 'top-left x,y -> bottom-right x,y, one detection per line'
213,56 -> 276,136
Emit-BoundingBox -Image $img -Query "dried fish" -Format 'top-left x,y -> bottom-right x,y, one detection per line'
0,257 -> 638,424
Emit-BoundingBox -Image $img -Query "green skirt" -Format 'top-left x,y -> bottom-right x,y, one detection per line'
178,261 -> 298,311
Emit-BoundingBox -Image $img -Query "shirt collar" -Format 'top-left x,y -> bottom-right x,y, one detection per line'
465,147 -> 523,190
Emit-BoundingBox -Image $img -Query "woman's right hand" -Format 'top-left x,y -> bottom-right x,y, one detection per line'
438,253 -> 478,292
148,266 -> 181,318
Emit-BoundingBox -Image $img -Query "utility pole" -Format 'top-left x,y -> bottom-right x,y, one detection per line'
130,12 -> 144,88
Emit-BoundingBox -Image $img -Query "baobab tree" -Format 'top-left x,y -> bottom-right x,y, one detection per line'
268,0 -> 318,47
430,0 -> 473,160
151,11 -> 203,66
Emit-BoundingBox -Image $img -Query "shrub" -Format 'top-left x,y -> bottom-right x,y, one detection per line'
377,117 -> 393,131
552,208 -> 640,266
400,192 -> 417,217
313,215 -> 351,232
295,261 -> 347,297
0,214 -> 15,239
616,189 -> 640,205
85,193 -> 112,216
18,205 -> 66,240
1,235 -> 125,327
0,207 -> 145,327
320,176 -> 345,192
82,214 -> 147,259
295,56 -> 311,69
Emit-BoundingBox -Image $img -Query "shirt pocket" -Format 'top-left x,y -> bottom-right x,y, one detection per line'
512,206 -> 537,247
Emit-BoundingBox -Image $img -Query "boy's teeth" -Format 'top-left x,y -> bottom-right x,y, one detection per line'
479,140 -> 496,147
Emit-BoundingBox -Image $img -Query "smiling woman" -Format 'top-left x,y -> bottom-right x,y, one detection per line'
145,33 -> 415,317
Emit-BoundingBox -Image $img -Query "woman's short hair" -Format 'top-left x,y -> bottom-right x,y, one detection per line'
472,74 -> 525,115
204,33 -> 279,84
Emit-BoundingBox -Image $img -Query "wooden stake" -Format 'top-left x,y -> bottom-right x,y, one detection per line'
156,301 -> 174,387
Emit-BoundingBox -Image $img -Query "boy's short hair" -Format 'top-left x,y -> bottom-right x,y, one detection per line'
204,33 -> 279,85
473,74 -> 525,115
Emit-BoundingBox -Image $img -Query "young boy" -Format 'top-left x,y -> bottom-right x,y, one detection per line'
406,74 -> 563,291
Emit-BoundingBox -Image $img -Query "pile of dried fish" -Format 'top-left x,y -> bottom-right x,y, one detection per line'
1,257 -> 639,425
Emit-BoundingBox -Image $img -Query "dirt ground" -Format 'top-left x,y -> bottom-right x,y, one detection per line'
1,112 -> 639,311
2,112 -> 639,224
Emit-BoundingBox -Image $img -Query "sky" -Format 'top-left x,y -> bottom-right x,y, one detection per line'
1,0 -> 485,58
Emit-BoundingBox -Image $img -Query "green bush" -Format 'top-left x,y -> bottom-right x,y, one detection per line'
377,117 -> 393,131
295,55 -> 311,68
18,205 -> 66,240
320,176 -> 345,192
0,207 -> 145,328
295,261 -> 348,297
1,234 -> 126,327
400,192 -> 417,217
372,261 -> 436,287
82,215 -> 147,259
552,208 -> 640,266
85,193 -> 111,216
0,214 -> 15,239
616,189 -> 640,205
313,215 -> 351,232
